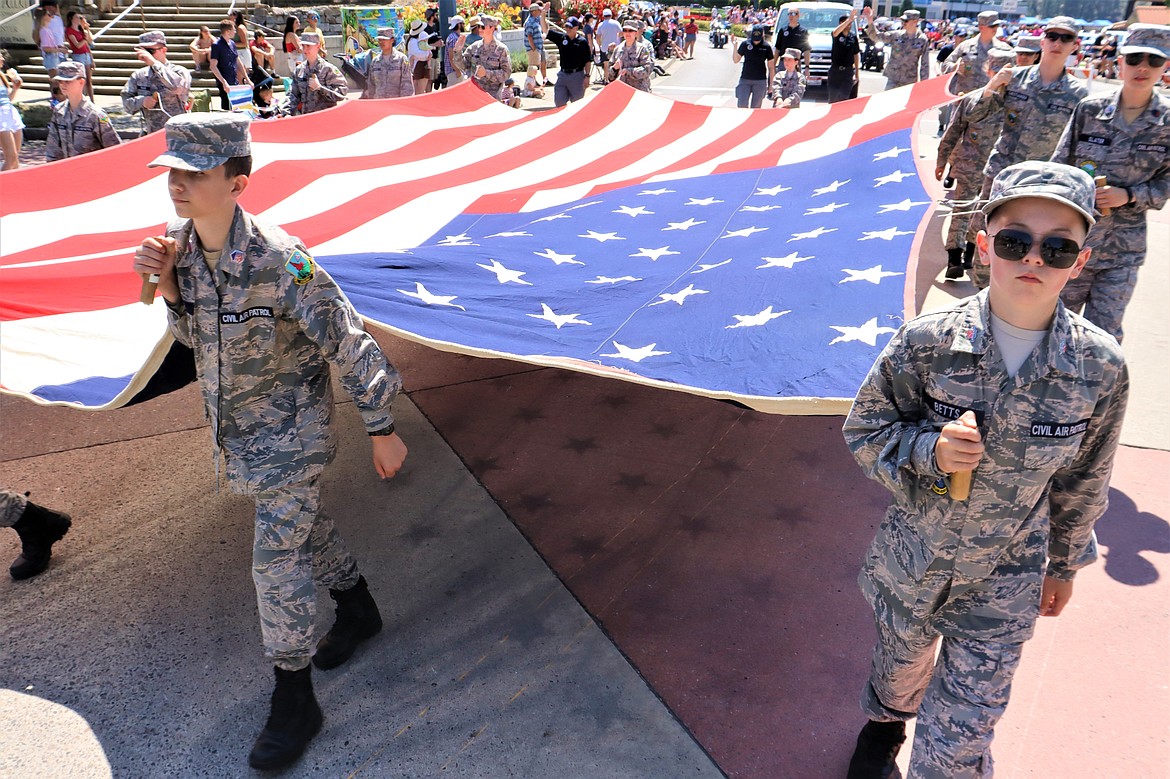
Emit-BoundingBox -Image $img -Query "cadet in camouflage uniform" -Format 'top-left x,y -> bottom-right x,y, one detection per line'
2,489 -> 72,580
941,11 -> 1012,96
463,15 -> 511,97
120,31 -> 192,134
843,161 -> 1128,779
861,7 -> 930,89
288,31 -> 348,115
352,26 -> 414,99
936,49 -> 1015,279
45,61 -> 120,162
965,17 -> 1089,288
771,48 -> 806,108
133,113 -> 408,771
612,21 -> 654,92
1051,24 -> 1170,341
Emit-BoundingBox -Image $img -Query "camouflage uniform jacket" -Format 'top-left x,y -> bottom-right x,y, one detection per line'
354,48 -> 414,99
772,69 -> 806,107
121,61 -> 192,134
843,291 -> 1127,637
45,99 -> 121,162
865,21 -> 930,87
164,207 -> 400,494
974,65 -> 1088,182
942,36 -> 1012,95
289,58 -> 348,115
938,88 -> 1002,179
463,38 -> 511,96
1051,88 -> 1170,269
613,38 -> 654,91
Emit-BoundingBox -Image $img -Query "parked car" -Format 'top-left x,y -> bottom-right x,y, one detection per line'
775,1 -> 857,89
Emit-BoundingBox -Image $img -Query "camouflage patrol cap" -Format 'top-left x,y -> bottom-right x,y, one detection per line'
138,30 -> 167,48
300,31 -> 322,46
1045,16 -> 1079,34
977,10 -> 1001,27
52,60 -> 85,80
148,113 -> 252,172
1014,35 -> 1042,53
782,47 -> 802,59
900,9 -> 921,21
983,161 -> 1096,227
375,26 -> 396,40
1119,23 -> 1170,57
986,48 -> 1014,70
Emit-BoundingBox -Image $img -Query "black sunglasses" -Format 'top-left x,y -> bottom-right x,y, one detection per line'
1044,31 -> 1077,44
1124,52 -> 1167,68
988,229 -> 1082,269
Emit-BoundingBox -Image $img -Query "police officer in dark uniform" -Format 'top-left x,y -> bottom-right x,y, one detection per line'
547,16 -> 592,106
828,9 -> 861,103
774,6 -> 811,76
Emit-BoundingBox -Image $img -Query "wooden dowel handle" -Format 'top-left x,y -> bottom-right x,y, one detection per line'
140,273 -> 160,305
1094,175 -> 1112,217
950,470 -> 972,501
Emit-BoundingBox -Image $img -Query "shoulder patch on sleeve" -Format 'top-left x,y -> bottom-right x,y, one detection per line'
284,248 -> 316,285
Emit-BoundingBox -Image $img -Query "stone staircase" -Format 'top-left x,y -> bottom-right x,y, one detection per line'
20,1 -> 284,97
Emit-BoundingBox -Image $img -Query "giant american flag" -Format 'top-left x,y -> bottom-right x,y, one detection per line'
0,78 -> 952,414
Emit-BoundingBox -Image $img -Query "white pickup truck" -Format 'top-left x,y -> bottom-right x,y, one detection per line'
774,1 -> 857,89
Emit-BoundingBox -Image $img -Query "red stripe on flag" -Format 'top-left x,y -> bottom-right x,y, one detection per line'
1,226 -> 165,269
469,96 -> 713,213
848,78 -> 954,148
0,253 -> 139,319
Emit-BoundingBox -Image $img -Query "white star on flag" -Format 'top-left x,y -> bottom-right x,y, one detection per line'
663,217 -> 705,231
437,233 -> 476,246
579,230 -> 624,243
812,180 -> 849,196
755,184 -> 792,196
614,205 -> 654,217
686,197 -> 723,206
805,202 -> 848,215
873,146 -> 910,160
840,265 -> 903,284
874,170 -> 914,187
650,284 -> 708,306
585,275 -> 642,284
741,205 -> 783,212
485,231 -> 531,238
790,226 -> 838,241
601,342 -> 671,362
727,306 -> 791,329
534,248 -> 585,265
630,246 -> 681,261
757,252 -> 812,269
860,227 -> 914,241
398,282 -> 466,310
722,226 -> 768,239
877,198 -> 931,214
638,188 -> 674,196
528,303 -> 592,329
830,317 -> 897,346
477,259 -> 533,285
692,260 -> 732,274
533,213 -> 571,223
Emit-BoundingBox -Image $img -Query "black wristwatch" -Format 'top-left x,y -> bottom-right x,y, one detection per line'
368,422 -> 396,437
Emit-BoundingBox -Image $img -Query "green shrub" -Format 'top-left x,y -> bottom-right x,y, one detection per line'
510,50 -> 527,72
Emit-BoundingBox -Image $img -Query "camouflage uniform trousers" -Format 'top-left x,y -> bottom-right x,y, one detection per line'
862,580 -> 1027,779
0,489 -> 28,528
1059,266 -> 1138,343
252,476 -> 360,670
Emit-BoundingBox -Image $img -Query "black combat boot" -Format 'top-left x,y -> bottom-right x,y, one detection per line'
312,576 -> 382,670
962,241 -> 976,269
10,500 -> 72,580
248,665 -> 323,771
944,247 -> 965,280
846,719 -> 906,779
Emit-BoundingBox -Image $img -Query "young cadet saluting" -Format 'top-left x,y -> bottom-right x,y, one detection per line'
843,161 -> 1128,779
132,113 -> 408,771
1051,23 -> 1170,342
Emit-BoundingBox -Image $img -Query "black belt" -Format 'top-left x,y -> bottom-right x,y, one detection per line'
832,65 -> 852,70
561,67 -> 585,73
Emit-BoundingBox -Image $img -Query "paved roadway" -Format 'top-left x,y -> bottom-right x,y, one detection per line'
2,36 -> 1167,779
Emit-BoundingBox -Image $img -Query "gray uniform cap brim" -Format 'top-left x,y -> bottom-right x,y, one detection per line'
147,151 -> 232,172
982,192 -> 1095,227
